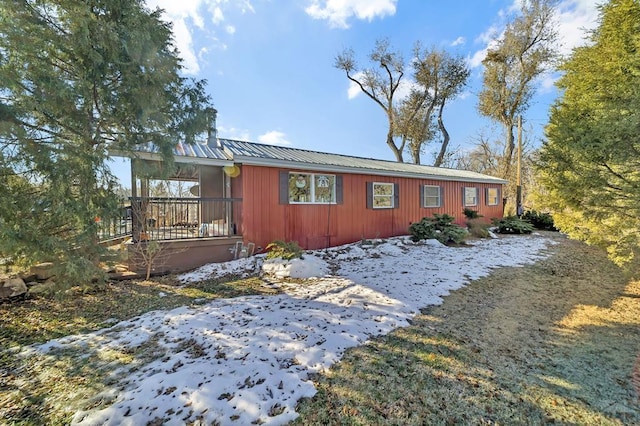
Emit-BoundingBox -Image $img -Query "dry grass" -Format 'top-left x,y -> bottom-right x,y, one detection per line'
294,233 -> 640,425
0,274 -> 279,425
1,234 -> 639,425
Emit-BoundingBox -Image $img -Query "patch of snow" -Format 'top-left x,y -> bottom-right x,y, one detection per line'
178,255 -> 263,284
23,234 -> 556,425
262,255 -> 330,279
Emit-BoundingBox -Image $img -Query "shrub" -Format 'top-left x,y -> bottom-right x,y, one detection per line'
522,210 -> 557,231
463,208 -> 482,219
265,240 -> 303,260
492,216 -> 534,234
467,218 -> 490,238
409,214 -> 468,244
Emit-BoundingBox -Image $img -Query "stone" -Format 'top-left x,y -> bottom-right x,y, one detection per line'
29,279 -> 56,296
18,271 -> 37,282
30,262 -> 55,280
0,277 -> 27,299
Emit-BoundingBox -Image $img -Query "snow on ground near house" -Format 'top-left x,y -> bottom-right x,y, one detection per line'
25,234 -> 555,426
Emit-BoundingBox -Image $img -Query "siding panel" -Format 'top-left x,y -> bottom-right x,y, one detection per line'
241,165 -> 505,252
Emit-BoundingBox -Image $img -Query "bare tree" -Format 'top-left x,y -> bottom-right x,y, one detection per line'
456,130 -> 536,214
337,41 -> 469,165
478,0 -> 558,179
335,39 -> 406,162
412,48 -> 469,166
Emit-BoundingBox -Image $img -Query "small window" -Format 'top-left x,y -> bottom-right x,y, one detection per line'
373,182 -> 395,209
464,187 -> 478,207
288,173 -> 335,204
423,185 -> 441,208
486,188 -> 499,206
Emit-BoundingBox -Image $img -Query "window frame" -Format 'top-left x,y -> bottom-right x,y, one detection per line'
288,172 -> 337,204
422,185 -> 441,208
486,187 -> 499,206
463,186 -> 478,207
372,182 -> 395,209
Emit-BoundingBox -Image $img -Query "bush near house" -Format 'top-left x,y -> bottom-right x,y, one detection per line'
462,208 -> 490,238
522,210 -> 557,231
265,240 -> 304,260
492,216 -> 534,234
463,208 -> 481,219
409,214 -> 468,244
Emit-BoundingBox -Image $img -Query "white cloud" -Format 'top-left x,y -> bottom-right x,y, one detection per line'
346,72 -> 364,99
305,0 -> 397,29
144,0 -> 253,74
556,0 -> 599,56
451,36 -> 466,47
211,6 -> 224,25
257,130 -> 292,146
217,125 -> 251,141
468,0 -> 598,70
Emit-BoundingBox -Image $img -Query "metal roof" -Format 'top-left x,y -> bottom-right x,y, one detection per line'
220,139 -> 507,184
122,138 -> 506,184
137,140 -> 229,161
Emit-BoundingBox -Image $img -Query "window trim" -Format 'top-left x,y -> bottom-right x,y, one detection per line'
372,182 -> 395,209
463,186 -> 478,207
422,185 -> 441,208
486,187 -> 500,206
288,172 -> 337,204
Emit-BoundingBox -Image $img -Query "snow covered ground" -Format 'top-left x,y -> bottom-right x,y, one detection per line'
25,234 -> 555,425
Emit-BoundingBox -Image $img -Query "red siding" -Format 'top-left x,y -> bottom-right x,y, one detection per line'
240,165 -> 504,252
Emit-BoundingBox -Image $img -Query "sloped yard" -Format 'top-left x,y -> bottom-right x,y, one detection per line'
1,233 -> 638,425
294,234 -> 640,425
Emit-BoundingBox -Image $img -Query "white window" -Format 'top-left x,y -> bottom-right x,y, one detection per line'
373,182 -> 395,208
288,173 -> 336,204
487,188 -> 499,206
423,185 -> 441,207
464,187 -> 478,207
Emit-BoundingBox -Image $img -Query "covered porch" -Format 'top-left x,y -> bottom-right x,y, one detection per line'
101,153 -> 245,274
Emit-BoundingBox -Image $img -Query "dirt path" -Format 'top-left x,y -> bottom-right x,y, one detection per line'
295,233 -> 640,424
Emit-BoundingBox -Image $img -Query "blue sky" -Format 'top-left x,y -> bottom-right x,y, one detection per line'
111,0 -> 600,187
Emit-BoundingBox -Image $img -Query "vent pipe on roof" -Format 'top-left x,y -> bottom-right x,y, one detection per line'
206,107 -> 218,146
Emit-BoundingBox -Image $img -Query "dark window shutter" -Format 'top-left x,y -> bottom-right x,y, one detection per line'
335,175 -> 343,204
393,183 -> 400,209
462,187 -> 466,206
419,185 -> 425,208
439,186 -> 444,207
279,171 -> 289,205
366,182 -> 373,209
485,187 -> 489,205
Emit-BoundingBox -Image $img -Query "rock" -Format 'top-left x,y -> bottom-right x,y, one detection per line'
29,280 -> 56,296
0,277 -> 28,299
18,271 -> 37,282
30,262 -> 55,280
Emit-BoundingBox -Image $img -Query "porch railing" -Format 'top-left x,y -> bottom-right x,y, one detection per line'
98,197 -> 242,243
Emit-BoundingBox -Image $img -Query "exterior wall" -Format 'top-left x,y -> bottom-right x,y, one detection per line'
241,165 -> 504,252
128,237 -> 242,275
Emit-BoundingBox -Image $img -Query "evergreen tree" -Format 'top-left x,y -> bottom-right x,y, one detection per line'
0,0 -> 212,286
537,0 -> 640,265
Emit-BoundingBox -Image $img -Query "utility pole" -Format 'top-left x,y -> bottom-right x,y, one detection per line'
516,115 -> 523,217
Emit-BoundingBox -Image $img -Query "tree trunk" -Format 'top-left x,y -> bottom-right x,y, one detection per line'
410,145 -> 421,164
502,124 -> 515,179
386,125 -> 404,162
434,101 -> 450,167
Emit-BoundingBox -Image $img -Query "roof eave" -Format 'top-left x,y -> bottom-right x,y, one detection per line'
110,150 -> 234,167
233,156 -> 508,184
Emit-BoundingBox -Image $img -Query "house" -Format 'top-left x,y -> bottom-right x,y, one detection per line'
113,138 -> 507,274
